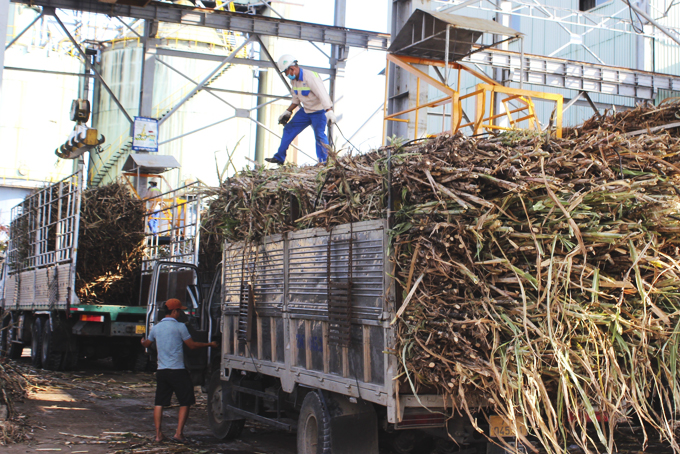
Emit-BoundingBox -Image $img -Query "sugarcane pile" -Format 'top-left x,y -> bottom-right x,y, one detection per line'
0,360 -> 29,444
198,153 -> 387,275
75,182 -> 145,305
201,99 -> 680,453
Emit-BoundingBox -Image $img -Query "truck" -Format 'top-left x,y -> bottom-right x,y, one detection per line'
191,219 -> 512,454
0,168 -> 203,372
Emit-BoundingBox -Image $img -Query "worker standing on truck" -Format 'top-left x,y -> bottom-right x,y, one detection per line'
140,298 -> 218,443
145,181 -> 162,235
265,54 -> 336,165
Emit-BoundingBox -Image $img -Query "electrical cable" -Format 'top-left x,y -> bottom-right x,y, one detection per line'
624,0 -> 646,34
332,122 -> 362,154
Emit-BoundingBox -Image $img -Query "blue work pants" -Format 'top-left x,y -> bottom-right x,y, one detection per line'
273,109 -> 328,163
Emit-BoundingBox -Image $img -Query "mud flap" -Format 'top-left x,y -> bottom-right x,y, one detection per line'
324,393 -> 379,454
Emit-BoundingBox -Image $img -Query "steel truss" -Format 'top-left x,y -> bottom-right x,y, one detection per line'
436,0 -> 670,37
10,0 -> 390,51
464,48 -> 680,99
434,0 -> 680,72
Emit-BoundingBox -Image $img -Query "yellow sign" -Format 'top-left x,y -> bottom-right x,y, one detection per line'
135,325 -> 146,334
489,416 -> 528,438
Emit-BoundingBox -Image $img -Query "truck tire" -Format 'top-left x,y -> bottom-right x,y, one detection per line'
31,317 -> 43,368
297,391 -> 332,454
0,315 -> 12,358
112,346 -> 147,372
41,319 -> 64,371
208,370 -> 245,439
62,338 -> 79,371
112,350 -> 134,370
132,350 -> 150,373
1,314 -> 23,360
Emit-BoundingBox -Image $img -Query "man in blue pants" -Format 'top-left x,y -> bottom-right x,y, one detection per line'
265,54 -> 336,165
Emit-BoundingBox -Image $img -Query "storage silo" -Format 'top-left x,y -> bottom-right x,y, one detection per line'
0,4 -> 81,188
89,22 -> 257,188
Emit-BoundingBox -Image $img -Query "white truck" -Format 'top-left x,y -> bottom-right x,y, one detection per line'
198,220 -> 516,454
0,169 -> 204,372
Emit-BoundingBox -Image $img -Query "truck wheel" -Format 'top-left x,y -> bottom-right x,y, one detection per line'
1,314 -> 23,359
41,319 -> 64,371
0,315 -> 12,358
62,338 -> 79,371
132,350 -> 150,373
112,350 -> 133,370
31,317 -> 44,368
208,370 -> 245,439
297,392 -> 332,454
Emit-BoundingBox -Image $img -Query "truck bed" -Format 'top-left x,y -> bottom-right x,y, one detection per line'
220,220 -> 448,424
4,262 -> 73,311
4,171 -> 82,312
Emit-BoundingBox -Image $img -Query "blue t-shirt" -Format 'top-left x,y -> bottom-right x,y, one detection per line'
148,317 -> 191,370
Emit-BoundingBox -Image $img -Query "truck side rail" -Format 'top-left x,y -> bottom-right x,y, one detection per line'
142,182 -> 201,272
221,220 -> 443,423
3,170 -> 83,311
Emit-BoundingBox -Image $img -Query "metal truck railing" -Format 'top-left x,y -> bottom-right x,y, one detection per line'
4,170 -> 83,310
141,182 -> 201,272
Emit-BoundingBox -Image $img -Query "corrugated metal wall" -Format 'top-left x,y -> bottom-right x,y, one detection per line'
653,0 -> 680,75
1,4 -> 82,185
416,0 -> 680,134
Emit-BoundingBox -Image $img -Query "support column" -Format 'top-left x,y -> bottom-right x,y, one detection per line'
387,0 -> 430,141
254,36 -> 270,164
0,0 -> 9,109
329,0 -> 348,147
494,0 -> 512,129
136,20 -> 159,193
139,20 -> 159,118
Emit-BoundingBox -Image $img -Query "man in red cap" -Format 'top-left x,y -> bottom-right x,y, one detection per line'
141,298 -> 218,443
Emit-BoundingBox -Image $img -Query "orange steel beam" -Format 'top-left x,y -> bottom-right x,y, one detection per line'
485,107 -> 529,122
415,78 -> 420,138
387,54 -> 456,96
460,89 -> 485,100
386,95 -> 454,120
452,92 -> 461,132
394,55 -> 499,87
478,83 -> 563,102
383,56 -> 563,140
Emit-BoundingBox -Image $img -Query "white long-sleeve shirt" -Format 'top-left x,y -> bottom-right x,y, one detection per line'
290,68 -> 333,114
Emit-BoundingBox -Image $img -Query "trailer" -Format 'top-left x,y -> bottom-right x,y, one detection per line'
0,169 -> 202,371
201,220 -> 514,454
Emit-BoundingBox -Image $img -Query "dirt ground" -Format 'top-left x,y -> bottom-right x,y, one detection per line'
3,351 -> 297,454
3,350 -> 678,454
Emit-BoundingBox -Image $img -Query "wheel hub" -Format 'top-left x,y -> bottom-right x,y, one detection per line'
211,386 -> 224,423
303,413 -> 318,453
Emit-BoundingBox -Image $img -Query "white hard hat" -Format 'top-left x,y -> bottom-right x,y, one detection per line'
277,54 -> 297,72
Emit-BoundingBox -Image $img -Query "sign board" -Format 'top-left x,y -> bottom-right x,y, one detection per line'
132,117 -> 159,152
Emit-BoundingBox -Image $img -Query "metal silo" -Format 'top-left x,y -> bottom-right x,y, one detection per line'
0,4 -> 82,189
90,22 -> 253,188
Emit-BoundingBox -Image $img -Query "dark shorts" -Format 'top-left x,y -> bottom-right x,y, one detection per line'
155,369 -> 196,407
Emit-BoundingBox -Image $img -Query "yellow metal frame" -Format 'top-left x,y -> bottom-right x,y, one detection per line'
122,172 -> 190,238
382,54 -> 563,143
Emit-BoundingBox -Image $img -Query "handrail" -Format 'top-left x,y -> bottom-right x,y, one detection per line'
383,54 -> 563,142
89,133 -> 132,185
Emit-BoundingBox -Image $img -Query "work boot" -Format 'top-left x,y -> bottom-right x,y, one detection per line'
264,157 -> 284,165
